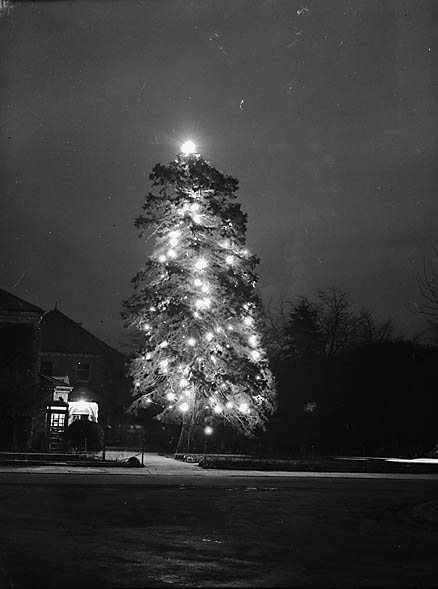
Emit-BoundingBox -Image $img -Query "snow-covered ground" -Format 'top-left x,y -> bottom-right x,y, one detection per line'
103,448 -> 144,462
335,455 -> 438,464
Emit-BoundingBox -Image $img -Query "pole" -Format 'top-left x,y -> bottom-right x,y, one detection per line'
175,420 -> 185,457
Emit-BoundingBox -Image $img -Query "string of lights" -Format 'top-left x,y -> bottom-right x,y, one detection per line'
123,142 -> 276,439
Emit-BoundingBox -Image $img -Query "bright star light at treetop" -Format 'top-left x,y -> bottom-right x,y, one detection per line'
181,140 -> 197,155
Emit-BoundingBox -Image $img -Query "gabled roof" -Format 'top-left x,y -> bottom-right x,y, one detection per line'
0,288 -> 43,314
39,373 -> 73,389
40,308 -> 124,358
0,287 -> 125,358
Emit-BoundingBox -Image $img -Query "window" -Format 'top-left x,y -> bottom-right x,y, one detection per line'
76,361 -> 90,382
50,413 -> 65,428
40,361 -> 53,376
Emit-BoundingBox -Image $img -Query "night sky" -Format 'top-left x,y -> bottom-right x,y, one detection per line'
1,0 -> 436,350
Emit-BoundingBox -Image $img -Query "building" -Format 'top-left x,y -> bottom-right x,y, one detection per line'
0,289 -> 131,451
0,289 -> 43,450
37,307 -> 130,451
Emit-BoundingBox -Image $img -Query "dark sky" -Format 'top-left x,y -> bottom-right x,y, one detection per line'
1,0 -> 436,350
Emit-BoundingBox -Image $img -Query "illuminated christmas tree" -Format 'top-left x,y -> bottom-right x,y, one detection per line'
123,142 -> 276,452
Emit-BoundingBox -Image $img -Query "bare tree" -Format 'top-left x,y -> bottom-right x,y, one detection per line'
262,297 -> 290,361
357,308 -> 394,345
316,287 -> 360,357
417,253 -> 438,343
268,287 -> 394,362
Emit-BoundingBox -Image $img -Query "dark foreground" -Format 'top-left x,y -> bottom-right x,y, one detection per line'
0,477 -> 437,587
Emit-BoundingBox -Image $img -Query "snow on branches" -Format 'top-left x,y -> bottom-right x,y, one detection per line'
122,151 -> 276,438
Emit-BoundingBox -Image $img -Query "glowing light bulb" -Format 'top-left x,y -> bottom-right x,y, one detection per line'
239,402 -> 249,413
226,255 -> 234,265
248,335 -> 257,347
143,323 -> 151,331
204,426 -> 213,435
159,254 -> 167,263
187,337 -> 197,346
181,140 -> 197,155
226,401 -> 234,409
205,332 -> 214,341
169,230 -> 180,246
135,381 -> 140,387
195,298 -> 211,310
166,392 -> 176,401
194,258 -> 208,271
194,278 -> 202,287
243,316 -> 253,326
179,402 -> 189,412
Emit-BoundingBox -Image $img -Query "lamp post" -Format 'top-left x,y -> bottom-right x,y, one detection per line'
304,401 -> 317,461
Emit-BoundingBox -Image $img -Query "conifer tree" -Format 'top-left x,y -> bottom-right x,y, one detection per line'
122,142 -> 276,451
